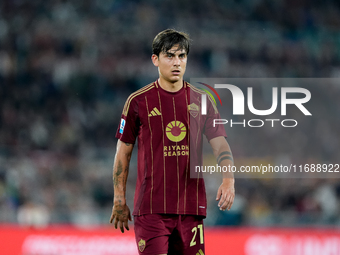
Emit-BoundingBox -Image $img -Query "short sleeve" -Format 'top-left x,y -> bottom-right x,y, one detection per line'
203,95 -> 227,141
115,96 -> 139,144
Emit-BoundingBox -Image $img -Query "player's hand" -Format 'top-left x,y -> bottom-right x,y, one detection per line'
216,178 -> 235,211
110,203 -> 132,233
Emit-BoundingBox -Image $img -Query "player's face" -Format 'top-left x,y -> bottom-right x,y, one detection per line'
152,45 -> 187,84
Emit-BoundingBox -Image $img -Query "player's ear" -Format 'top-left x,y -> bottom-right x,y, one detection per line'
151,54 -> 159,67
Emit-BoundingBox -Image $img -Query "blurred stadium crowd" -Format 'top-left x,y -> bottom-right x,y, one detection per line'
0,0 -> 340,226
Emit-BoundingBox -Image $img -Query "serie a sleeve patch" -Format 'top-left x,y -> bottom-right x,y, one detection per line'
119,118 -> 126,134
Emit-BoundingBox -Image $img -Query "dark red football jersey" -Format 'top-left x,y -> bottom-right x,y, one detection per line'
116,80 -> 226,217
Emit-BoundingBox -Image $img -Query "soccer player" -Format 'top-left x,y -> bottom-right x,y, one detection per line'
110,29 -> 235,255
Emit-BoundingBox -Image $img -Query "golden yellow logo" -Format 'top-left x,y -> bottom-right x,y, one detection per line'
188,103 -> 199,118
148,107 -> 161,117
166,121 -> 186,142
196,249 -> 204,255
138,239 -> 146,252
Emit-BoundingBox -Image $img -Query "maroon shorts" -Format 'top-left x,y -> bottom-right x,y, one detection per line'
134,214 -> 205,255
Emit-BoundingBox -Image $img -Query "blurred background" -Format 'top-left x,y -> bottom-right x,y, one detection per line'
1,0 -> 340,232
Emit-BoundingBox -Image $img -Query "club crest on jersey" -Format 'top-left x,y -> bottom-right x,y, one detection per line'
188,103 -> 199,118
138,239 -> 146,252
119,118 -> 125,134
166,121 -> 186,142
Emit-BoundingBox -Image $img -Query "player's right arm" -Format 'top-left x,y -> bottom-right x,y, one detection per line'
109,139 -> 134,233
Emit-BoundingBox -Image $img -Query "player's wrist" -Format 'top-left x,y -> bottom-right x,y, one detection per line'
114,196 -> 127,206
222,177 -> 234,185
114,201 -> 127,207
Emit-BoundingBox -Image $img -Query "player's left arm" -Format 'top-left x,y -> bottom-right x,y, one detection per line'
209,136 -> 235,211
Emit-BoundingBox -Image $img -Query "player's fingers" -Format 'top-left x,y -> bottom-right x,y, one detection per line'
220,199 -> 229,211
227,195 -> 235,210
222,193 -> 235,211
124,219 -> 129,231
109,213 -> 114,223
128,213 -> 132,221
222,196 -> 232,211
218,190 -> 228,207
114,216 -> 118,229
216,187 -> 222,201
119,220 -> 124,233
219,191 -> 230,210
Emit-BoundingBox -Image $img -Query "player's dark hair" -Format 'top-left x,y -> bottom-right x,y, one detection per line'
152,29 -> 191,56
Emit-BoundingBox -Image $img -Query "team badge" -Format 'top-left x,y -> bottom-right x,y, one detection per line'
119,118 -> 126,134
138,239 -> 146,252
188,103 -> 199,118
166,121 -> 186,142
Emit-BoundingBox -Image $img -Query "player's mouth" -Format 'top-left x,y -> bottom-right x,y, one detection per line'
171,70 -> 181,75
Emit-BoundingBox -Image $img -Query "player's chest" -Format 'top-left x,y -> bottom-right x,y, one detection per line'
139,95 -> 189,132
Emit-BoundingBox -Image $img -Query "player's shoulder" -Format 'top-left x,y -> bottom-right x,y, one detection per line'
186,82 -> 218,114
122,82 -> 157,116
186,82 -> 205,96
129,82 -> 157,100
186,82 -> 212,101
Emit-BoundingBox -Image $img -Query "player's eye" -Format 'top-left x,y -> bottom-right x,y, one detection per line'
167,54 -> 173,58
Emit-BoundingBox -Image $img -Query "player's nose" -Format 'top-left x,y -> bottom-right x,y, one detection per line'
173,56 -> 181,66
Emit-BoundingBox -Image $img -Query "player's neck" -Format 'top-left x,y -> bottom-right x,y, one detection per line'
158,78 -> 183,92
